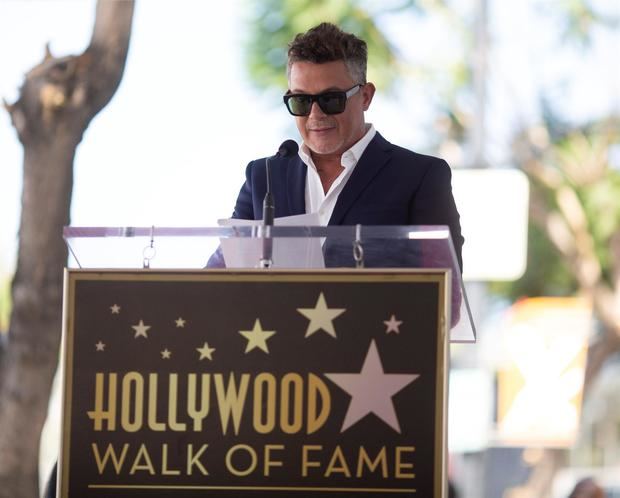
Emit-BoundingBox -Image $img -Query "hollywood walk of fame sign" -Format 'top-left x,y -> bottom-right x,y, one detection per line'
59,269 -> 450,498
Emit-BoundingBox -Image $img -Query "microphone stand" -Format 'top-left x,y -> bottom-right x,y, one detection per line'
257,139 -> 298,269
259,156 -> 275,268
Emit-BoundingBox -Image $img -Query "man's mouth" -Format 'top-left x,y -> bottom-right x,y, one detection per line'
308,123 -> 336,132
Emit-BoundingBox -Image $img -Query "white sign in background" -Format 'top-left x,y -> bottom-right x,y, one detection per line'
452,168 -> 529,282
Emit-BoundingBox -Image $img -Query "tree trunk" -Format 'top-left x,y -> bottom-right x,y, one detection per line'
0,2 -> 134,497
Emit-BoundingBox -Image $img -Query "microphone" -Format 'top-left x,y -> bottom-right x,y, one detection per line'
260,139 -> 299,268
277,139 -> 299,158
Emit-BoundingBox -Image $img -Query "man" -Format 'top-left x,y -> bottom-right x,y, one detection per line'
227,22 -> 464,270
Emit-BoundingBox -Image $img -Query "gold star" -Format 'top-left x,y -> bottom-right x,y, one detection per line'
161,349 -> 172,359
95,341 -> 105,351
196,342 -> 216,360
175,317 -> 186,328
239,319 -> 275,354
297,292 -> 346,338
384,314 -> 403,334
131,320 -> 151,338
110,304 -> 121,314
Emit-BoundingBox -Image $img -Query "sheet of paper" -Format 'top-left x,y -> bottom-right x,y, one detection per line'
218,213 -> 324,268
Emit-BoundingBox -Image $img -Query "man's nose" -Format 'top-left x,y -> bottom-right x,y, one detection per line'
308,100 -> 327,118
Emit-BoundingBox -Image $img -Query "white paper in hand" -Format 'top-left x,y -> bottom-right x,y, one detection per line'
218,213 -> 324,268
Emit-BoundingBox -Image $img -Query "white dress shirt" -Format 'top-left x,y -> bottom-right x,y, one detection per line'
300,124 -> 377,225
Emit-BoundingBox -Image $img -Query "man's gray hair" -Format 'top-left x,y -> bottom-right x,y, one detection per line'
287,22 -> 368,84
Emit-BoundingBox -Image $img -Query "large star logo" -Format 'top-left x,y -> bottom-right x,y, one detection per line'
297,292 -> 346,338
239,319 -> 276,354
325,340 -> 419,433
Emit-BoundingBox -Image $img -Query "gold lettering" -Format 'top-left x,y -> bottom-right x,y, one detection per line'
357,446 -> 388,477
264,444 -> 284,476
215,373 -> 249,435
324,445 -> 351,477
121,372 -> 144,432
280,373 -> 303,434
89,372 -> 334,436
395,446 -> 415,479
301,445 -> 322,477
168,374 -> 187,431
253,373 -> 276,434
186,444 -> 209,475
91,443 -> 128,474
147,374 -> 165,431
187,374 -> 210,431
307,373 -> 330,434
161,443 -> 181,475
129,444 -> 155,475
87,373 -> 117,431
225,444 -> 257,477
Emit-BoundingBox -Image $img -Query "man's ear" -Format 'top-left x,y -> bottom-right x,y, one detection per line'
361,83 -> 376,111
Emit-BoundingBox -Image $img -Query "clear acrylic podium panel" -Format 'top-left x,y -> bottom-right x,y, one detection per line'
63,225 -> 475,342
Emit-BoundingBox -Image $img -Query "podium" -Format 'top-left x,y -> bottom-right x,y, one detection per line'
58,225 -> 475,498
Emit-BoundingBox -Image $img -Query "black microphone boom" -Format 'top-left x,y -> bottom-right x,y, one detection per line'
260,139 -> 299,268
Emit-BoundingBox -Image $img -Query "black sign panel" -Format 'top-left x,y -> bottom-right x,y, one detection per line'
60,270 -> 448,498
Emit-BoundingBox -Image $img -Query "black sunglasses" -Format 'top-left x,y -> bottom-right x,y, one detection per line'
283,84 -> 363,116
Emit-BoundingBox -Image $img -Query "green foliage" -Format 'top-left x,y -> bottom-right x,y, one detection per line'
585,176 -> 620,271
499,118 -> 620,300
244,0 -> 401,92
539,0 -> 620,47
555,129 -> 620,269
489,223 -> 578,300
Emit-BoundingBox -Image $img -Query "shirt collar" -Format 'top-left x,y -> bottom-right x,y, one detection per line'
299,124 -> 376,171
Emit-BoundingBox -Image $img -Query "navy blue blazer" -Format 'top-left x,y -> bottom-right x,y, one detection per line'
231,132 -> 464,270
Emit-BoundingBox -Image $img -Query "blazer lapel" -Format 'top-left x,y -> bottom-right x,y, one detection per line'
286,156 -> 307,216
328,133 -> 393,225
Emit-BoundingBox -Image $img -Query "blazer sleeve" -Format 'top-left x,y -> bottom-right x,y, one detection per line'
232,161 -> 256,220
409,159 -> 464,272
